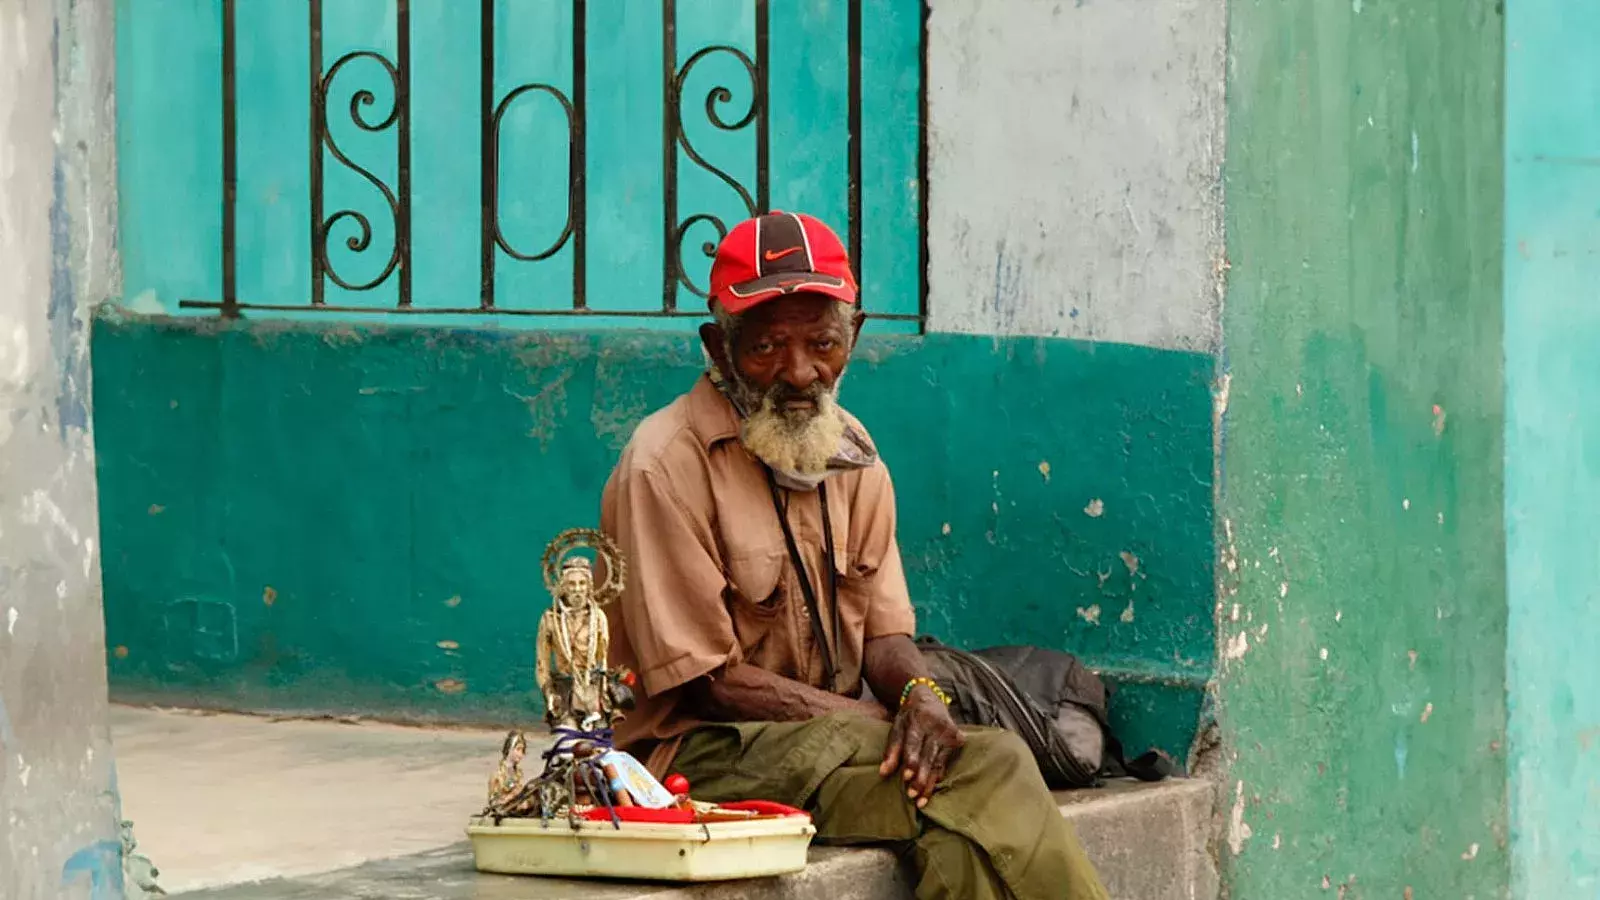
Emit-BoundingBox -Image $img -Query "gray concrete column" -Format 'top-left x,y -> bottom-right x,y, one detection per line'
1,0 -> 123,897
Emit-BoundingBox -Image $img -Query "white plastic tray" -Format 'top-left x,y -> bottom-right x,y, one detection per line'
466,814 -> 817,882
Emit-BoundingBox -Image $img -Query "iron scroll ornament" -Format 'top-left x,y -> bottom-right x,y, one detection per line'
315,49 -> 405,297
668,44 -> 763,300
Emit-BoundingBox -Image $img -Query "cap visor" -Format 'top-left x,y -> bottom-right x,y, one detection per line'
719,272 -> 857,315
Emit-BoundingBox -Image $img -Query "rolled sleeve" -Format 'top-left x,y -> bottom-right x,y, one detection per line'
605,466 -> 736,697
850,462 -> 917,639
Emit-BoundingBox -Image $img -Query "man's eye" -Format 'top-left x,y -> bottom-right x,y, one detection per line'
814,339 -> 835,352
752,342 -> 776,354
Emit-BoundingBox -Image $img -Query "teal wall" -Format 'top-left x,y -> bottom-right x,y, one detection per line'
1219,0 -> 1507,896
116,0 -> 921,323
1505,1 -> 1600,893
92,316 -> 1215,759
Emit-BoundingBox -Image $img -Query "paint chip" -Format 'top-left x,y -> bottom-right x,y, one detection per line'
444,595 -> 462,608
262,586 -> 277,607
1319,647 -> 1329,661
1432,404 -> 1447,436
1408,650 -> 1418,669
941,522 -> 952,535
1420,702 -> 1433,723
1120,602 -> 1135,623
6,608 -> 15,636
114,645 -> 129,659
1225,631 -> 1250,660
1227,781 -> 1253,854
1461,843 -> 1478,861
437,640 -> 460,651
147,504 -> 165,516
1403,498 -> 1411,510
1322,875 -> 1331,890
1119,551 -> 1139,576
1038,461 -> 1051,481
434,678 -> 467,695
1437,512 -> 1445,525
1083,499 -> 1104,518
1279,582 -> 1289,598
1230,603 -> 1241,622
1272,833 -> 1281,850
1076,605 -> 1102,626
1334,610 -> 1342,623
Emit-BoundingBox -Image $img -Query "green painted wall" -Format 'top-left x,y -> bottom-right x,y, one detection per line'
1505,1 -> 1600,893
93,316 -> 1215,759
1218,0 -> 1507,896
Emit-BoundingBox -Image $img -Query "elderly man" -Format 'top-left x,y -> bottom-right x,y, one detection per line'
601,212 -> 1107,900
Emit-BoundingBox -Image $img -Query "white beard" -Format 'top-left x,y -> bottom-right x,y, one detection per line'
739,388 -> 847,477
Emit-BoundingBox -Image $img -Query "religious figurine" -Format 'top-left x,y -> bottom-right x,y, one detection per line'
486,731 -> 529,809
534,528 -> 630,732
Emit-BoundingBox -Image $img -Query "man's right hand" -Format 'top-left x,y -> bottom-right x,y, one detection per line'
879,685 -> 966,809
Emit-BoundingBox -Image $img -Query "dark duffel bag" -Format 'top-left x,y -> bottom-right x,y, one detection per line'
915,636 -> 1179,789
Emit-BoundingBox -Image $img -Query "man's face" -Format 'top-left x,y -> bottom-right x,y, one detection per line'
704,294 -> 861,475
728,294 -> 853,410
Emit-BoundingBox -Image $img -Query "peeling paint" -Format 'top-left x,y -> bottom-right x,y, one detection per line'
1228,780 -> 1253,854
1083,498 -> 1104,518
1076,605 -> 1102,626
1420,702 -> 1433,723
1225,631 -> 1250,660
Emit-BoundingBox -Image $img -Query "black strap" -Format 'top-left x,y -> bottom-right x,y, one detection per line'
765,470 -> 840,693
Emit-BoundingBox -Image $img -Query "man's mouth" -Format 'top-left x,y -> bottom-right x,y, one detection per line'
782,398 -> 818,412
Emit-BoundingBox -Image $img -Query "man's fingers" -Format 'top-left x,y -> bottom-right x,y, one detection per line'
910,732 -> 945,801
900,720 -> 924,786
879,716 -> 906,777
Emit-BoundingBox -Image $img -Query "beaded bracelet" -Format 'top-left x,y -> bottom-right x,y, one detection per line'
900,676 -> 952,708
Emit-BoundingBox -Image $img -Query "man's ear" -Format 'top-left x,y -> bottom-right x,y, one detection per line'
700,322 -> 735,382
851,309 -> 866,347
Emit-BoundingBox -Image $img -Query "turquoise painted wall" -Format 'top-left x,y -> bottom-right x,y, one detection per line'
92,317 -> 1215,759
1505,1 -> 1600,893
115,0 -> 921,324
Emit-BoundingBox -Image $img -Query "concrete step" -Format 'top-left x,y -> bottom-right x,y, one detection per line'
171,780 -> 1216,900
111,706 -> 1215,900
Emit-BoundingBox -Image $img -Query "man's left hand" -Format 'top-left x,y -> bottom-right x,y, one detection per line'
878,686 -> 965,808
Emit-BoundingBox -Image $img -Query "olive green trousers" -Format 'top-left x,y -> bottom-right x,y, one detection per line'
670,712 -> 1109,900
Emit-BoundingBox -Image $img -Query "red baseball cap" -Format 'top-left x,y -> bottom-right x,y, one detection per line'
708,211 -> 859,315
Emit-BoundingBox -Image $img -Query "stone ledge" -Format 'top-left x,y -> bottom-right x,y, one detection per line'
176,779 -> 1215,900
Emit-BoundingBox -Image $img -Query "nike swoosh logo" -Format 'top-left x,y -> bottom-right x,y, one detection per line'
763,247 -> 802,262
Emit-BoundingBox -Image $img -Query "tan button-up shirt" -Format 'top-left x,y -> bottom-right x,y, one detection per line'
601,375 -> 916,774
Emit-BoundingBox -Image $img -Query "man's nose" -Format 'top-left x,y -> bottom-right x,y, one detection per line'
782,348 -> 821,390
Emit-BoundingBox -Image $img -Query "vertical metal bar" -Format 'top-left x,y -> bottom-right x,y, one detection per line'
221,0 -> 238,316
396,0 -> 413,307
309,0 -> 324,306
661,0 -> 678,312
479,0 -> 495,309
916,0 -> 928,328
847,0 -> 862,291
755,0 -> 769,214
571,0 -> 588,309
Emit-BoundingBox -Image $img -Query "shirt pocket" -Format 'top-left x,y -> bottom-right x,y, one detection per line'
723,548 -> 788,658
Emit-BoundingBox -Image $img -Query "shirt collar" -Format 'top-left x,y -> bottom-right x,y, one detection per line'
687,373 -> 742,450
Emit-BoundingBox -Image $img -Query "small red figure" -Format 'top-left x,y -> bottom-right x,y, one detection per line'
664,773 -> 690,796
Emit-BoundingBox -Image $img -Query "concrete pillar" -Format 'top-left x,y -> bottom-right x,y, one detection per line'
0,0 -> 123,897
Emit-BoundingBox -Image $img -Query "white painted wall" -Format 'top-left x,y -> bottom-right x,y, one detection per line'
925,0 -> 1225,351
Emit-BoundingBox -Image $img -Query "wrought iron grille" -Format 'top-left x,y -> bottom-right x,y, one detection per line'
179,0 -> 927,324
